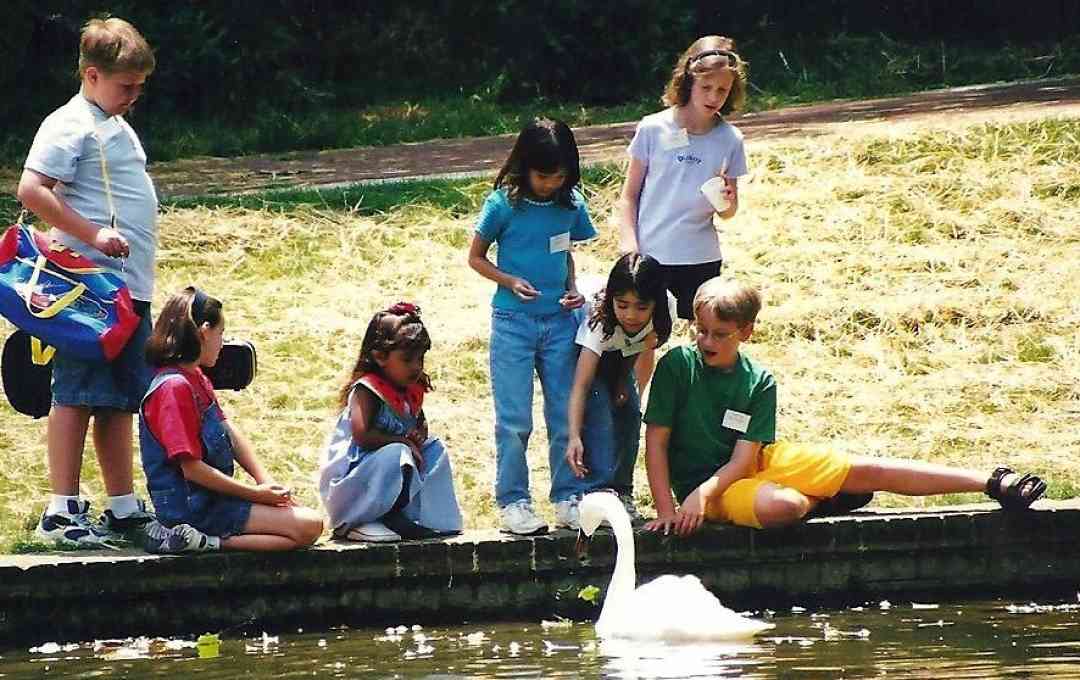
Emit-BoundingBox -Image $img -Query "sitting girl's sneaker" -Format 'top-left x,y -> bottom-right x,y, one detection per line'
142,521 -> 220,554
345,521 -> 401,543
35,499 -> 111,548
499,499 -> 548,536
380,513 -> 441,540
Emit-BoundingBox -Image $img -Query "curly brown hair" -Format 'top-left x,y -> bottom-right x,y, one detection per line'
661,35 -> 748,115
338,303 -> 433,408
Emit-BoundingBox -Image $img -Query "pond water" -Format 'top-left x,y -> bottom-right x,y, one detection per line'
3,598 -> 1080,678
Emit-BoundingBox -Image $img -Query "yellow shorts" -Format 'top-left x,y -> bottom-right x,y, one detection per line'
704,441 -> 852,529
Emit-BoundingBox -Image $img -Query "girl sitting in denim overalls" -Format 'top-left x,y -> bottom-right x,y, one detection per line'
139,287 -> 323,552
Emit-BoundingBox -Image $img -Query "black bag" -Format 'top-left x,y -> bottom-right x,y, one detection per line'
2,330 -> 54,418
204,340 -> 257,391
1,333 -> 256,417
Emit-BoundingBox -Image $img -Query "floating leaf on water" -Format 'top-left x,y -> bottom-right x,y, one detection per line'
578,585 -> 601,604
791,606 -> 807,613
912,602 -> 940,610
196,633 -> 221,659
540,618 -> 573,630
879,600 -> 892,610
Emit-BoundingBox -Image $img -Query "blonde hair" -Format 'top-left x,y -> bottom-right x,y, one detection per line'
78,17 -> 155,78
661,35 -> 747,115
693,278 -> 761,326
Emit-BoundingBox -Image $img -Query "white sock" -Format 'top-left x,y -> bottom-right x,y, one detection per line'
207,535 -> 222,551
48,495 -> 80,516
107,493 -> 140,518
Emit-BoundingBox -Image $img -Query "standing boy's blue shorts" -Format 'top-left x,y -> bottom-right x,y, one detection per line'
51,301 -> 152,413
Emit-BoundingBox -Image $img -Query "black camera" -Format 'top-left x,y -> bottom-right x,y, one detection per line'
203,340 -> 258,391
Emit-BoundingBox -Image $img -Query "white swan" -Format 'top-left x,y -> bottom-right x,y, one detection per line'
578,491 -> 775,641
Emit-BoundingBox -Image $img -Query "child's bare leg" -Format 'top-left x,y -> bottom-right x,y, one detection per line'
92,410 -> 135,496
753,482 -> 815,528
222,504 -> 324,552
46,405 -> 92,494
840,456 -> 985,495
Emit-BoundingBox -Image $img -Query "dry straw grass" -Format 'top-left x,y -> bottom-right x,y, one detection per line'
2,116 -> 1078,549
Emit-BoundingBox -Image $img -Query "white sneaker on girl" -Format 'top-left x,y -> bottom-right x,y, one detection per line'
345,522 -> 401,542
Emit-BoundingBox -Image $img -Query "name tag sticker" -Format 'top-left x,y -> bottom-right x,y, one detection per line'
722,409 -> 751,433
621,340 -> 647,357
660,128 -> 690,151
549,232 -> 570,253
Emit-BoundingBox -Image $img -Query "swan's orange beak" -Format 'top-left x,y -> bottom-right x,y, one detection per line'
575,529 -> 590,561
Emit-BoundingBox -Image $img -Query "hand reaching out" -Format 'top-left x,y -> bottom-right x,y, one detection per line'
565,437 -> 588,478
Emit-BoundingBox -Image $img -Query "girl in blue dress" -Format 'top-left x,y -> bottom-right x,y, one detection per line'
319,303 -> 463,542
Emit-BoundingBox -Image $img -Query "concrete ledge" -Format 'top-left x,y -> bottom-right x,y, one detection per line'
3,501 -> 1078,646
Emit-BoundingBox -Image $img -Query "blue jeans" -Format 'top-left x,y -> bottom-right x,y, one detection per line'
489,308 -> 581,505
580,362 -> 641,495
52,303 -> 152,413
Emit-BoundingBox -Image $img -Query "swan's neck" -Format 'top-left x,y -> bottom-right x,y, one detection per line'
598,505 -> 636,625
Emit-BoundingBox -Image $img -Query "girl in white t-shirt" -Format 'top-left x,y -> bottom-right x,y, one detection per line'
617,35 -> 749,391
564,254 -> 676,525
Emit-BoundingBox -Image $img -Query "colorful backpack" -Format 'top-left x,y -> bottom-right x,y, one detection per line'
0,217 -> 139,362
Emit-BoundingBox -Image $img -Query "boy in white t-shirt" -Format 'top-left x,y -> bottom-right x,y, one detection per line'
16,17 -> 159,547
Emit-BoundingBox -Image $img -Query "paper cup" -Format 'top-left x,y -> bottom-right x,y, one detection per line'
701,177 -> 730,213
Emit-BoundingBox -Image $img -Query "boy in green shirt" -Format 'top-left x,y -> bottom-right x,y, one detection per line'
643,278 -> 1047,536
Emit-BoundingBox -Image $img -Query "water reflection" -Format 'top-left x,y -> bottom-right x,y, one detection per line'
4,598 -> 1080,678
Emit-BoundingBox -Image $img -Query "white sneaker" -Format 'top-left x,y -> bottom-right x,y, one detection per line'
553,497 -> 581,531
345,522 -> 401,543
35,499 -> 111,548
499,500 -> 548,536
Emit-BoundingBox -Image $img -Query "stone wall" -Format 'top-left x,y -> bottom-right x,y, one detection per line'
2,502 -> 1077,646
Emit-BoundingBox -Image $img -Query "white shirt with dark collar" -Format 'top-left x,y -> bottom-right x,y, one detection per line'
575,291 -> 678,357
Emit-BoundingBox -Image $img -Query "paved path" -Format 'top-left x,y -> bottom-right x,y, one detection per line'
148,77 -> 1080,198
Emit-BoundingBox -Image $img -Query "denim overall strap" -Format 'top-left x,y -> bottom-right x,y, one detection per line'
139,369 -> 237,527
